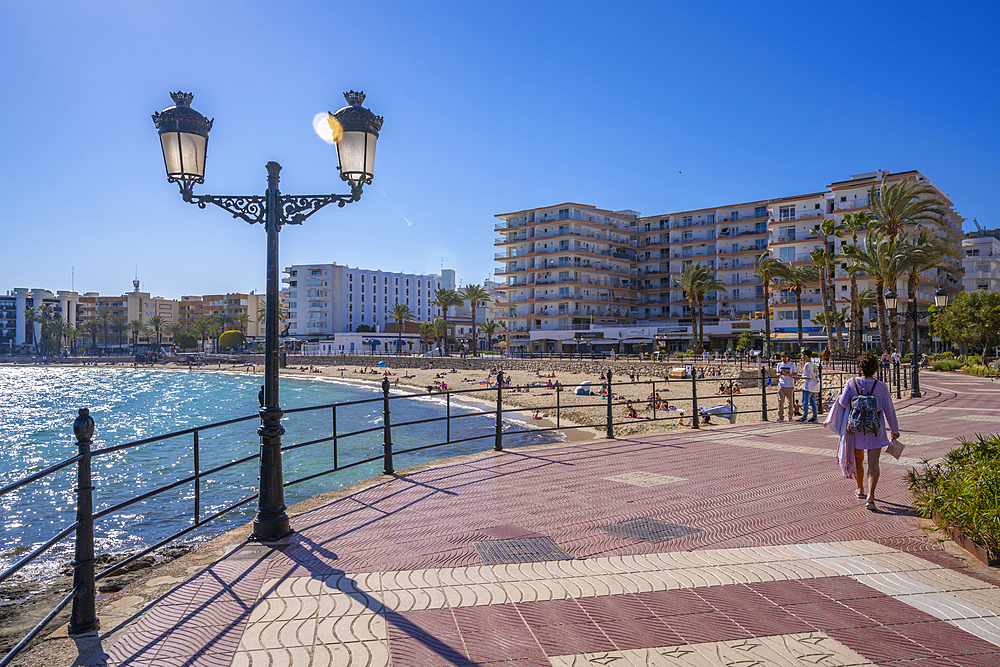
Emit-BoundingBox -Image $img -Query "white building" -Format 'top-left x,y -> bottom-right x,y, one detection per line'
962,236 -> 1000,293
1,288 -> 80,352
282,263 -> 446,339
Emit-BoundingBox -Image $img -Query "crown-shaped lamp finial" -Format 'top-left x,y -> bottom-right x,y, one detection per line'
170,91 -> 194,107
344,90 -> 366,106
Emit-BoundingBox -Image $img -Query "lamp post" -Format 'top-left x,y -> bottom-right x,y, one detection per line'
153,91 -> 382,541
883,288 -> 948,399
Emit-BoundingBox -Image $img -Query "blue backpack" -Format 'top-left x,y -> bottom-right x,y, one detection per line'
847,379 -> 880,435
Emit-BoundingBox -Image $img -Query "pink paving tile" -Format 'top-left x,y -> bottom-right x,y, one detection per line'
661,611 -> 752,644
530,621 -> 616,655
386,609 -> 460,639
514,599 -> 591,627
153,623 -> 244,659
634,588 -> 715,617
786,600 -> 880,630
804,575 -> 889,601
842,595 -> 940,625
879,658 -> 965,667
576,594 -> 658,623
451,604 -> 529,635
893,621 -> 1000,657
827,626 -> 937,662
388,635 -> 471,667
461,628 -> 546,662
721,605 -> 814,636
748,579 -> 831,606
947,652 -> 1000,667
597,617 -> 684,650
693,583 -> 772,611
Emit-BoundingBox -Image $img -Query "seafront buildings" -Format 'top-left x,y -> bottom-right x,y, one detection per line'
494,169 -> 967,354
962,236 -> 1000,294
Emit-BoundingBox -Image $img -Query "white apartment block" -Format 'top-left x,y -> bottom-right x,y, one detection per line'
282,263 -> 445,338
494,170 -> 967,354
962,236 -> 1000,293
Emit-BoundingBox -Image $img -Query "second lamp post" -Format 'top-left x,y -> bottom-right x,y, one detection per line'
153,90 -> 383,541
884,287 -> 949,399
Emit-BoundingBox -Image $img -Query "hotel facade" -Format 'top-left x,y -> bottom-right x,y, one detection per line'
494,170 -> 966,354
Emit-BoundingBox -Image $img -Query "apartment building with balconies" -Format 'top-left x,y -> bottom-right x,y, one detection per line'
282,263 -> 444,339
495,170 -> 967,354
494,203 -> 641,350
962,236 -> 1000,293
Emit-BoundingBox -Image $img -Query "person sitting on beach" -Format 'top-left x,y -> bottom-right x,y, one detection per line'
624,401 -> 638,418
794,399 -> 802,416
718,382 -> 728,394
532,411 -> 543,420
731,384 -> 740,395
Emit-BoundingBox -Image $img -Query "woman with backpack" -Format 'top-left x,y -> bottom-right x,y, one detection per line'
824,351 -> 900,511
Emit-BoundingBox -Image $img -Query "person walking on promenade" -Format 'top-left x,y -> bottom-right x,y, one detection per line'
824,352 -> 900,512
797,350 -> 819,423
775,352 -> 798,422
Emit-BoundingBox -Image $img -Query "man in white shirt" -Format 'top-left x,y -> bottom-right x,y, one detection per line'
775,352 -> 798,422
891,350 -> 901,366
797,350 -> 820,422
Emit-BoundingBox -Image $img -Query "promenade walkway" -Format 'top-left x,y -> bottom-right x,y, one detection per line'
77,373 -> 1000,666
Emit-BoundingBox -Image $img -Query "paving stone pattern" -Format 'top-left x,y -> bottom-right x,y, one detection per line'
89,374 -> 1000,666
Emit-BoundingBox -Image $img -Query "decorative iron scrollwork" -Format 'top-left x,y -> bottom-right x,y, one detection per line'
278,193 -> 361,226
183,194 -> 267,225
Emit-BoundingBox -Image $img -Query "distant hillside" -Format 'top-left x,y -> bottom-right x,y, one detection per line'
966,227 -> 1000,241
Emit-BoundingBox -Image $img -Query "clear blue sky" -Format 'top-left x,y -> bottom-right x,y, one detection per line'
2,1 -> 997,299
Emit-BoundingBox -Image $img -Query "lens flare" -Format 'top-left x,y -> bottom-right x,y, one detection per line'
312,112 -> 342,145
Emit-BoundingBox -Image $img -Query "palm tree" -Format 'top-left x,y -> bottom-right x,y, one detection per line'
814,308 -> 847,340
867,179 -> 948,243
479,319 -> 498,353
112,318 -> 128,355
458,284 -> 490,355
694,272 -> 727,353
83,320 -> 101,353
841,212 -> 870,355
36,304 -> 55,353
899,229 -> 959,344
852,288 -> 877,351
213,312 -> 235,352
96,308 -> 113,355
22,306 -> 37,351
47,316 -> 67,355
168,321 -> 188,349
67,325 -> 80,356
432,317 -> 447,356
389,302 -> 415,355
844,230 -> 906,352
753,254 -> 785,359
235,313 -> 250,335
419,320 -> 435,354
809,217 -> 846,353
128,319 -> 146,355
193,315 -> 212,352
147,315 -> 166,354
809,247 -> 838,355
430,288 -> 464,355
775,263 -> 819,351
674,264 -> 708,353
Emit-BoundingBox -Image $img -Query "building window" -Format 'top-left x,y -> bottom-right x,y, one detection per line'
779,206 -> 795,221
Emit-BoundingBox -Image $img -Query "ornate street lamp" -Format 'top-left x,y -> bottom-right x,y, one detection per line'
153,91 -> 383,541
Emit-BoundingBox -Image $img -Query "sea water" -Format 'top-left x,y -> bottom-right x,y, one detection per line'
0,366 -> 558,581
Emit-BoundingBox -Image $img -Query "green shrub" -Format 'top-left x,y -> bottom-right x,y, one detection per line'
964,363 -> 997,378
932,360 -> 963,372
903,352 -> 913,363
934,351 -> 957,360
219,330 -> 245,349
175,334 -> 198,351
907,433 -> 1000,551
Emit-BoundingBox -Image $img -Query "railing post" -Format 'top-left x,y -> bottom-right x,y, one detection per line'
817,364 -> 823,414
193,430 -> 200,523
381,378 -> 393,474
691,368 -> 699,429
605,370 -> 614,439
760,365 -> 769,421
495,371 -> 504,451
556,385 -> 560,428
446,393 -> 451,443
69,408 -> 98,635
897,361 -> 903,398
332,405 -> 338,470
652,381 -> 657,420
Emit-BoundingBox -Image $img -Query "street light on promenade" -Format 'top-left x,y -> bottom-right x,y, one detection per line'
152,91 -> 383,541
883,287 -> 949,399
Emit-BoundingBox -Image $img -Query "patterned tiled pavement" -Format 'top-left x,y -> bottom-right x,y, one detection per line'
89,373 -> 999,666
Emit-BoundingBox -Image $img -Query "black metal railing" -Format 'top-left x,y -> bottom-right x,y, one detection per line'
0,366 -> 851,665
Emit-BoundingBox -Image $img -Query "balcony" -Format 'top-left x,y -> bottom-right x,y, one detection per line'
494,220 -> 529,231
494,266 -> 527,275
835,197 -> 870,210
495,234 -> 528,244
